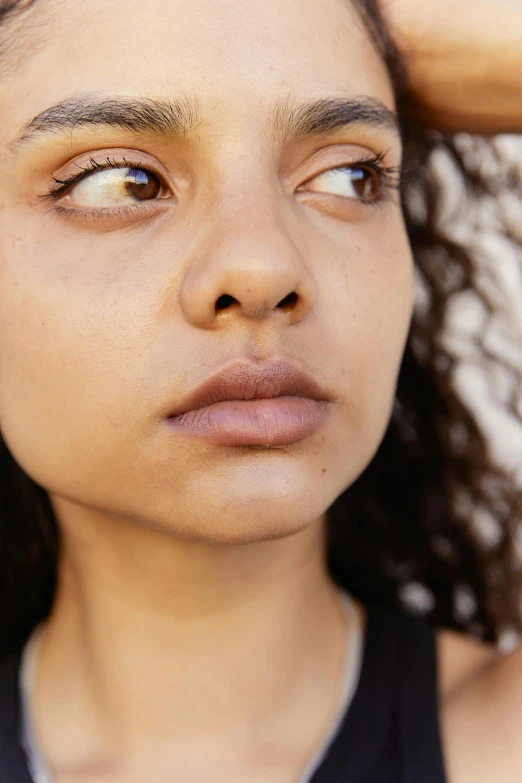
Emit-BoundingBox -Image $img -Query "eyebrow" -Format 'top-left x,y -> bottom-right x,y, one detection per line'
271,94 -> 401,143
8,94 -> 201,152
7,92 -> 401,153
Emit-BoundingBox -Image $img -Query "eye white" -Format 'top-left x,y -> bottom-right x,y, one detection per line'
306,167 -> 371,199
70,168 -> 146,207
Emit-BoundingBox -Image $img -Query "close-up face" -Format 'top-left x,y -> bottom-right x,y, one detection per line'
0,0 -> 414,545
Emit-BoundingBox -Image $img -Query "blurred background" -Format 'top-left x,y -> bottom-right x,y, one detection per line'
398,133 -> 522,650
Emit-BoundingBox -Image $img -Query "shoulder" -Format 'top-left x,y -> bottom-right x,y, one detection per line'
356,599 -> 499,699
436,628 -> 522,782
355,602 -> 521,780
435,626 -> 499,700
353,598 -> 500,693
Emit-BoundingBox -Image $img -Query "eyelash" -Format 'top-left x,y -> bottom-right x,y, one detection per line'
43,155 -> 143,196
302,150 -> 403,210
39,152 -> 403,223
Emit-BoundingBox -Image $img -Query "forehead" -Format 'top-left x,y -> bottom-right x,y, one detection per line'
1,0 -> 394,145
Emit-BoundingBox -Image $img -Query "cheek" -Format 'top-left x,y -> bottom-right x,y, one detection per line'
0,217 -> 152,493
324,215 -> 415,461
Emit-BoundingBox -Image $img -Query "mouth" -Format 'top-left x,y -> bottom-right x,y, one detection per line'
164,357 -> 332,447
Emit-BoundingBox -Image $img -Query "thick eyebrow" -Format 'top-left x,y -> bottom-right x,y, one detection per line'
270,95 -> 401,143
7,92 -> 400,153
7,93 -> 201,152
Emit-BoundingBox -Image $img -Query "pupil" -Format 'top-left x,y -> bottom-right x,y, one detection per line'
125,168 -> 160,200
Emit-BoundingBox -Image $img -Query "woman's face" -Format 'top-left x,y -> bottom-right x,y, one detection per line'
0,0 -> 414,543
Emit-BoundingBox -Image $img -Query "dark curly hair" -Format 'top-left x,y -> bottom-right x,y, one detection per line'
1,0 -> 521,649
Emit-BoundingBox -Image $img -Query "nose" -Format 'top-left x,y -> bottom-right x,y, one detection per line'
179,198 -> 317,329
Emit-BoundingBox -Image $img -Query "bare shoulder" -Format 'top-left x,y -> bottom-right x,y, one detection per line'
435,626 -> 499,700
436,628 -> 522,782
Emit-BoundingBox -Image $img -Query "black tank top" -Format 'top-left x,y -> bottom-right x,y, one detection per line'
0,601 -> 448,783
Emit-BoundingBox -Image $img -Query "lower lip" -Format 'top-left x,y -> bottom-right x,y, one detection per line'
165,397 -> 331,446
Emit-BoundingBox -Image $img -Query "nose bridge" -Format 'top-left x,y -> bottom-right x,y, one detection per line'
198,116 -> 287,240
210,140 -> 286,235
179,164 -> 317,328
214,179 -> 296,271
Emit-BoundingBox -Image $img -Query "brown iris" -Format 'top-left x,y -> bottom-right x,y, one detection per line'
125,169 -> 161,201
348,166 -> 379,199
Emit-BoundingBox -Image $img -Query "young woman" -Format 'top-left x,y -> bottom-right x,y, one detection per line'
0,0 -> 521,780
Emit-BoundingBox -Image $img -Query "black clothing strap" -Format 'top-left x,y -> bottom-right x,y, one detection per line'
401,609 -> 448,783
0,601 -> 448,783
0,647 -> 32,783
311,601 -> 448,783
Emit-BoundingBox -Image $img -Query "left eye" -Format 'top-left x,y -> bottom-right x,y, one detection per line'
68,167 -> 162,207
299,165 -> 378,200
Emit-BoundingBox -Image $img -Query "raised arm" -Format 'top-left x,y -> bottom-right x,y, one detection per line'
380,0 -> 522,134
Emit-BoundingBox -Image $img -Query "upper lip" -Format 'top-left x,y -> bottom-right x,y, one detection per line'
167,358 -> 329,417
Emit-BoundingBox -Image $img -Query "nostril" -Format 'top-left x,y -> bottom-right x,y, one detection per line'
215,291 -> 298,314
216,294 -> 237,311
278,292 -> 298,309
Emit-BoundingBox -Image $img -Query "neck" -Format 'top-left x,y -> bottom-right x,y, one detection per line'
32,500 -> 352,774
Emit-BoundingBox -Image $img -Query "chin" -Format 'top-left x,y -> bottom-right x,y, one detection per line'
139,493 -> 326,547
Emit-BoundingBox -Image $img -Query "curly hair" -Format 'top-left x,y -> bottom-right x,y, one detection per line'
1,0 -> 521,649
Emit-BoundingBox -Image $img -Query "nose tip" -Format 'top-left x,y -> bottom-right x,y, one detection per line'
179,222 -> 318,328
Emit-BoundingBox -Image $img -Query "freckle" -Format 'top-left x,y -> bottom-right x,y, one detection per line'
321,468 -> 326,475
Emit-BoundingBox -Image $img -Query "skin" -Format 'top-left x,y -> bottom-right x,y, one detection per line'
0,0 -> 516,780
380,0 -> 522,133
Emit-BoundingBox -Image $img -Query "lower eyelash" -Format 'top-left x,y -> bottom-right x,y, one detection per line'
45,203 -> 152,223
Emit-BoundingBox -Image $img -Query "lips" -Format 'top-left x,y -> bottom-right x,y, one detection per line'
167,358 -> 329,417
164,358 -> 332,446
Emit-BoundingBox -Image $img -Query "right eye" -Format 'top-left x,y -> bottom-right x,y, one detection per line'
65,166 -> 166,208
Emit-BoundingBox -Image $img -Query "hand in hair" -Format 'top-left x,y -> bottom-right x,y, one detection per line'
380,0 -> 522,134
